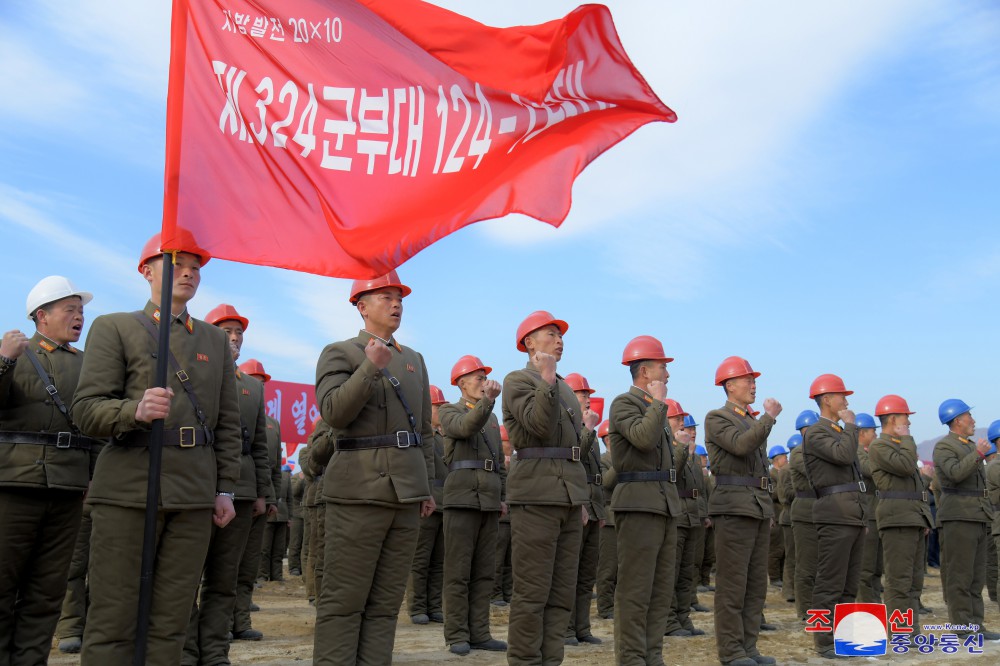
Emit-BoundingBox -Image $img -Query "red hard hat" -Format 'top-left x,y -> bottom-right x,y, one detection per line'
564,373 -> 595,395
875,394 -> 915,416
450,355 -> 492,386
238,358 -> 271,382
515,310 -> 568,352
621,335 -> 673,366
349,270 -> 411,305
714,356 -> 761,386
138,231 -> 211,273
808,373 -> 853,399
664,399 -> 688,419
597,419 -> 610,439
499,424 -> 509,441
205,303 -> 249,330
429,384 -> 447,405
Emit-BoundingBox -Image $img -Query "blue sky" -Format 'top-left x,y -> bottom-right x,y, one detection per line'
2,1 -> 999,451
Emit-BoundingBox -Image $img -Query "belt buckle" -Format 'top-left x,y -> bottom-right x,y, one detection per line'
396,431 -> 412,448
858,481 -> 867,493
691,488 -> 699,498
571,446 -> 581,462
594,473 -> 603,486
484,459 -> 494,472
922,491 -> 928,502
984,489 -> 989,499
176,369 -> 189,383
669,469 -> 677,483
56,432 -> 73,449
760,477 -> 769,490
179,426 -> 196,448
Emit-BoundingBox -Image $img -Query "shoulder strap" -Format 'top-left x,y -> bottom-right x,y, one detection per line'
352,342 -> 421,443
131,312 -> 213,443
556,391 -> 582,438
22,348 -> 79,434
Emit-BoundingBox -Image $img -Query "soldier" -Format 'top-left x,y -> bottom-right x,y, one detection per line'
986,420 -> 1000,613
302,422 -> 331,606
72,235 -> 241,665
802,373 -> 866,658
705,356 -> 779,666
288,471 -> 305,576
312,271 -> 436,665
182,303 -> 273,665
688,429 -> 713,613
663,399 -> 706,639
503,311 -> 594,666
789,410 -> 819,621
439,355 -> 508,655
766,444 -> 788,588
492,425 -> 514,607
867,395 -> 933,636
855,412 -> 883,604
563,372 -> 605,646
297,436 -> 315,601
608,335 -> 682,665
694,444 -> 716,602
260,465 -> 293,582
776,435 -> 798,604
56,504 -> 93,654
0,276 -> 98,664
933,399 -> 999,639
408,384 -> 448,624
595,419 -> 618,620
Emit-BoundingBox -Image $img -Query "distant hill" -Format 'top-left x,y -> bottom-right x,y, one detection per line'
916,427 -> 988,462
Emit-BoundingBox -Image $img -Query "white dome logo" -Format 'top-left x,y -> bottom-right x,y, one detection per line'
834,604 -> 888,656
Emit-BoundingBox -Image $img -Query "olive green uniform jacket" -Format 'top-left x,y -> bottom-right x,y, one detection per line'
775,466 -> 793,527
599,451 -> 617,527
788,446 -> 814,524
501,366 -> 588,506
857,443 -> 878,524
0,332 -> 99,490
72,302 -> 241,508
705,402 -> 774,520
933,432 -> 992,525
315,331 -> 434,506
868,434 -> 932,529
986,459 -> 1000,537
803,419 -> 866,527
675,441 -> 701,528
581,430 -> 606,522
439,397 -> 505,511
234,371 -> 272,502
264,414 -> 282,502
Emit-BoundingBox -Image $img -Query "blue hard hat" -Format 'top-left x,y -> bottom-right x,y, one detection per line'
938,399 -> 972,425
694,444 -> 708,456
988,420 -> 1000,445
683,414 -> 700,428
855,413 -> 878,429
768,444 -> 788,459
281,464 -> 292,472
795,410 -> 820,430
787,433 -> 802,450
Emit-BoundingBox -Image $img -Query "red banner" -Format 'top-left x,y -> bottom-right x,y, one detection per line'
264,380 -> 319,450
161,0 -> 675,277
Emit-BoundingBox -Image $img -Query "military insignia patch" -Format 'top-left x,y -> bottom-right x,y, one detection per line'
406,363 -> 415,373
242,388 -> 251,396
197,353 -> 209,362
38,340 -> 56,352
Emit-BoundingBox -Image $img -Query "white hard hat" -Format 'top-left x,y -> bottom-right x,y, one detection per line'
26,276 -> 93,320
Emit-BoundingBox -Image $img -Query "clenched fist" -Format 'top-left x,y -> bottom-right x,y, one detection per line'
763,398 -> 782,419
135,387 -> 174,423
648,380 -> 667,402
582,408 -> 600,431
531,352 -> 557,385
365,337 -> 392,369
0,330 -> 29,360
482,379 -> 502,400
838,409 -> 856,425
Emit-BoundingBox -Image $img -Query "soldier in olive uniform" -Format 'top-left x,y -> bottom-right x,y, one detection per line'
933,399 -> 999,639
664,400 -> 706,639
408,384 -> 448,624
802,374 -> 866,658
312,272 -> 436,666
259,464 -> 292,580
789,410 -> 819,621
302,422 -> 331,606
492,425 -> 514,606
855,413 -> 883,604
440,355 -> 508,654
776,437 -> 797,604
867,395 -> 933,635
986,421 -> 1000,613
183,304 -> 273,665
289,471 -> 304,575
766,445 -> 788,588
0,276 -> 99,664
56,504 -> 93,653
705,356 -> 779,666
686,426 -> 712,612
503,311 -> 594,666
72,236 -> 241,665
608,335 -> 683,665
595,420 -> 618,620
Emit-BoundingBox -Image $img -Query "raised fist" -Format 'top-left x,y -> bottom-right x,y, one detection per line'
0,330 -> 29,360
838,409 -> 856,425
365,338 -> 392,369
763,398 -> 782,419
648,380 -> 667,402
482,379 -> 502,400
531,352 -> 557,385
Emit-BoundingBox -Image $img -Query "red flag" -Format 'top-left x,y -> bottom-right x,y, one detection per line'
162,0 -> 675,277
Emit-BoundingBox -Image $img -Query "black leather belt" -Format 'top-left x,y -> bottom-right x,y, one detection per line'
815,481 -> 865,498
587,473 -> 603,485
449,459 -> 497,472
715,475 -> 770,490
117,427 -> 211,448
678,488 -> 699,498
617,470 -> 677,483
336,431 -> 420,450
795,490 -> 818,499
514,446 -> 581,462
942,487 -> 987,498
0,430 -> 101,450
877,490 -> 928,501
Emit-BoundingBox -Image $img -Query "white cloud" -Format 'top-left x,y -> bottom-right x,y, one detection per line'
0,35 -> 88,122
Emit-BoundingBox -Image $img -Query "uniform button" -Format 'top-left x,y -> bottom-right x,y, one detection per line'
379,471 -> 386,477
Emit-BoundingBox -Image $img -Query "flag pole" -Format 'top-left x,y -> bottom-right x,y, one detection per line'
133,251 -> 174,665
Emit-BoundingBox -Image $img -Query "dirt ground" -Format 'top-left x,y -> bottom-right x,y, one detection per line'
48,565 -> 1000,665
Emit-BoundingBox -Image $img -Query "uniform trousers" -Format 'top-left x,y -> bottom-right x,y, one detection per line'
664,523 -> 700,634
408,511 -> 444,616
183,500 -> 253,666
780,524 -> 795,601
232,512 -> 266,634
987,536 -> 998,603
288,515 -> 304,572
595,524 -> 617,618
856,519 -> 883,603
507,504 -> 582,666
880,526 -> 925,634
81,504 -> 212,666
615,511 -> 676,666
713,514 -> 769,664
699,523 -> 715,585
792,520 -> 817,619
57,503 -> 93,640
443,509 -> 499,644
767,519 -> 784,583
260,521 -> 288,581
941,520 -> 988,629
303,507 -> 315,598
313,503 -> 419,666
567,518 -> 600,640
492,520 -> 513,603
0,488 -> 83,666
812,523 -> 865,652
307,504 -> 327,606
